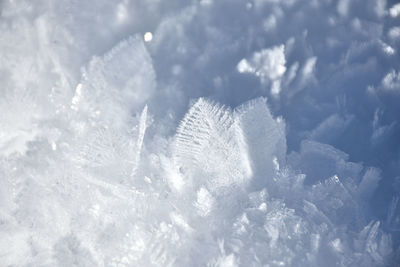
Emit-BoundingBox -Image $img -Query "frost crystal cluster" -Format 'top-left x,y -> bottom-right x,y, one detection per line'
1,0 -> 400,266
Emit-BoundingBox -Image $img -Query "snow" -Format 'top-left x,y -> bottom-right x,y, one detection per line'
1,0 -> 400,266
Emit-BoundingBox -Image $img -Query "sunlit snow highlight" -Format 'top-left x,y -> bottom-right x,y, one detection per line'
0,0 -> 399,266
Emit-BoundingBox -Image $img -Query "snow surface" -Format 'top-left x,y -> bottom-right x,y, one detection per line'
0,0 -> 400,266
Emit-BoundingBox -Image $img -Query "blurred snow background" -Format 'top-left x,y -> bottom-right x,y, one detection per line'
0,0 -> 400,266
